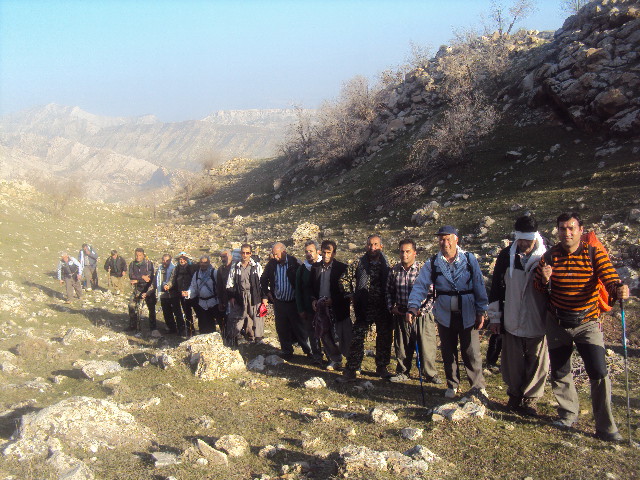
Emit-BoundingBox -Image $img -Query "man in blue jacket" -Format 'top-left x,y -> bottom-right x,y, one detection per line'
407,226 -> 488,399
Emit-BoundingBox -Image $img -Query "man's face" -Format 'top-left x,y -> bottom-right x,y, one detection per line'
179,257 -> 187,266
304,244 -> 318,263
111,253 -> 118,260
220,252 -> 230,266
366,236 -> 382,259
61,255 -> 69,263
162,256 -> 171,268
272,246 -> 286,263
322,246 -> 335,264
135,251 -> 144,262
558,218 -> 583,251
399,243 -> 416,267
516,239 -> 536,255
240,248 -> 252,264
438,234 -> 458,257
200,259 -> 210,271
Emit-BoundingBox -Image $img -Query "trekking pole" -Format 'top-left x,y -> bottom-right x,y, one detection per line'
620,299 -> 632,446
107,268 -> 111,289
413,318 -> 426,407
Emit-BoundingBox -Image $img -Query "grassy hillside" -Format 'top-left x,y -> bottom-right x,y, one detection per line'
1,109 -> 639,479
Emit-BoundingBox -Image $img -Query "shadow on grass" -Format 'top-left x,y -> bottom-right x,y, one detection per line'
25,280 -> 63,299
46,303 -> 149,334
51,368 -> 86,380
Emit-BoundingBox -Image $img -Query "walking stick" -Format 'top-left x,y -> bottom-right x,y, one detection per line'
107,268 -> 112,289
620,299 -> 632,446
413,319 -> 426,407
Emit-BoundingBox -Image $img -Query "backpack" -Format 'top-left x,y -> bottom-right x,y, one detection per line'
430,251 -> 474,298
543,231 -> 612,315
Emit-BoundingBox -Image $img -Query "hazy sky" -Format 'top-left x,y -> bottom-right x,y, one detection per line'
0,0 -> 568,122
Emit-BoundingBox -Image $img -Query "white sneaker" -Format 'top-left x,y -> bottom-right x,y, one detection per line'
86,287 -> 92,291
444,388 -> 458,398
115,290 -> 120,295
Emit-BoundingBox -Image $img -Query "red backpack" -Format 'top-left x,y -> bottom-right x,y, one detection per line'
581,231 -> 613,315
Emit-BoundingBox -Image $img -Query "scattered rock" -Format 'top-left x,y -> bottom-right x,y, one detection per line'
74,360 -> 123,380
400,427 -> 424,440
177,333 -> 245,381
215,434 -> 249,457
304,377 -> 327,389
152,452 -> 181,467
370,406 -> 398,424
247,355 -> 266,371
196,439 -> 228,466
3,396 -> 153,460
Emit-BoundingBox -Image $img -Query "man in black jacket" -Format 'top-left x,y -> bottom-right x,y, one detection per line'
261,242 -> 311,359
168,253 -> 197,336
128,248 -> 156,332
337,234 -> 393,382
310,240 -> 352,370
104,250 -> 127,295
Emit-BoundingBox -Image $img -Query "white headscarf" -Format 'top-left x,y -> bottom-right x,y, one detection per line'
509,231 -> 546,277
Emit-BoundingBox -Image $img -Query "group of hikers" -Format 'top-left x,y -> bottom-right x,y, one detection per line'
56,211 -> 630,442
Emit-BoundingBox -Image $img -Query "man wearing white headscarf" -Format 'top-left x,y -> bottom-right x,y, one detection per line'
487,215 -> 549,416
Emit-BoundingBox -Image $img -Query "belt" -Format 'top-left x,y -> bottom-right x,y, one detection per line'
200,295 -> 215,300
275,298 -> 295,303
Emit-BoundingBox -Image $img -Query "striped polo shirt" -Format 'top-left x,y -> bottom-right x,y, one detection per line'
534,242 -> 619,319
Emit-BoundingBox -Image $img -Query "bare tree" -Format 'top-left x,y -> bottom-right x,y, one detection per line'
33,176 -> 85,214
560,0 -> 592,14
488,0 -> 537,36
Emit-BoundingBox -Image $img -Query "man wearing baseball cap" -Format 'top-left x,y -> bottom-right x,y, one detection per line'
406,225 -> 489,399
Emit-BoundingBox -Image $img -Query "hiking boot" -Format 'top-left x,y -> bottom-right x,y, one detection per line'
506,395 -> 522,412
376,366 -> 393,378
389,373 -> 410,383
518,397 -> 538,417
425,375 -> 443,385
280,352 -> 294,361
595,431 -> 623,443
444,388 -> 457,398
325,361 -> 341,371
552,416 -> 577,429
336,369 -> 358,383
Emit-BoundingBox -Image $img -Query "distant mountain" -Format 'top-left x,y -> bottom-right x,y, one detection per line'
0,104 -> 311,201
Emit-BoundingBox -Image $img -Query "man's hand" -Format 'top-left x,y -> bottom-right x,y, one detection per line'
141,293 -> 147,299
131,279 -> 138,285
617,283 -> 630,300
312,300 -> 317,312
59,280 -> 64,285
541,264 -> 553,284
405,308 -> 419,325
141,275 -> 150,283
262,298 -> 269,305
390,306 -> 402,316
474,313 -> 485,330
163,284 -> 169,291
181,291 -> 189,297
488,323 -> 501,334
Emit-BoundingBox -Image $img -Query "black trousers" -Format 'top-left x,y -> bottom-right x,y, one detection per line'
160,296 -> 184,332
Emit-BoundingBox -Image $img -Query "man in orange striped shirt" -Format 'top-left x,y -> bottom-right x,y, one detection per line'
535,212 -> 629,442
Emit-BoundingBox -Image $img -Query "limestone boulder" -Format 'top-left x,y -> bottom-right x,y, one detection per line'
2,396 -> 153,460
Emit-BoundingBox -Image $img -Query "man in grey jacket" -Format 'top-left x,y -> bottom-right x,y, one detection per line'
79,244 -> 98,291
487,215 -> 549,415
